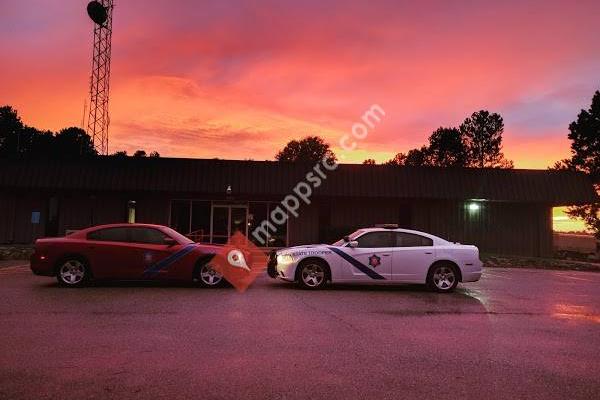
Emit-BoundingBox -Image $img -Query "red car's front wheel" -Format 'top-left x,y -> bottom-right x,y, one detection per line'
196,264 -> 225,288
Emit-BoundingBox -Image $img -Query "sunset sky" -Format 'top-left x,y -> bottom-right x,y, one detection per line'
1,0 -> 599,170
2,0 -> 599,232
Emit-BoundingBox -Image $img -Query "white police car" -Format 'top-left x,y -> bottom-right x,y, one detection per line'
267,225 -> 482,292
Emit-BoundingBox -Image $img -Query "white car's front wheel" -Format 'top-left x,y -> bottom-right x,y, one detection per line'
426,263 -> 459,292
296,260 -> 328,290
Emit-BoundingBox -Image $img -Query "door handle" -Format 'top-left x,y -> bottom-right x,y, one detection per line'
382,254 -> 391,257
424,252 -> 433,255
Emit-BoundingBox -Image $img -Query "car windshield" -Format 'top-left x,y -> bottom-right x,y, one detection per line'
163,226 -> 194,245
331,229 -> 366,246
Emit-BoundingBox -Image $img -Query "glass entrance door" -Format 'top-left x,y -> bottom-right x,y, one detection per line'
210,205 -> 248,244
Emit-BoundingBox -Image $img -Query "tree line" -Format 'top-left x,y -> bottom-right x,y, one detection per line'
377,110 -> 512,168
276,110 -> 513,168
0,106 -> 159,158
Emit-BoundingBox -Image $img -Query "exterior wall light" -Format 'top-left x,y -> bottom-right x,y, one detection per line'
467,202 -> 481,212
127,200 -> 136,223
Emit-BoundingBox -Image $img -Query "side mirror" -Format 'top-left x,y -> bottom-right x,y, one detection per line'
348,240 -> 359,248
164,237 -> 177,247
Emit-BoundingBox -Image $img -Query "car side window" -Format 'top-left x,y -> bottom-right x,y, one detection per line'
128,228 -> 169,245
395,232 -> 433,247
355,232 -> 394,248
87,227 -> 129,242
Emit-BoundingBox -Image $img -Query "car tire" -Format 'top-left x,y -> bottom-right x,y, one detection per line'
196,263 -> 226,288
296,259 -> 328,290
56,257 -> 90,287
426,262 -> 459,292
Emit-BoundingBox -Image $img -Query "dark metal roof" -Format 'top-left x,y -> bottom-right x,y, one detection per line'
0,158 -> 596,205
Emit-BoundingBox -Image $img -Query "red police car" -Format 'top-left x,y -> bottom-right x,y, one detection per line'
30,223 -> 228,287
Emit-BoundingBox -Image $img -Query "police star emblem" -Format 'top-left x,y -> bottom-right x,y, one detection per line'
368,254 -> 381,268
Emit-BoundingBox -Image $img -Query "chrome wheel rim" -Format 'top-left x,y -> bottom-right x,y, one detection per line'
59,260 -> 85,285
301,264 -> 325,287
433,266 -> 455,290
200,265 -> 223,286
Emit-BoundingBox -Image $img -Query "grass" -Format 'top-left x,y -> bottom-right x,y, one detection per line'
0,245 -> 34,261
482,253 -> 600,272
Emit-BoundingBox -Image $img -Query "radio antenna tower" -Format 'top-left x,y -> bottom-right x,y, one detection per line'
86,0 -> 114,155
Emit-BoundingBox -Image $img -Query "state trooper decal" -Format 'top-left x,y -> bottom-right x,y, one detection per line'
368,254 -> 381,268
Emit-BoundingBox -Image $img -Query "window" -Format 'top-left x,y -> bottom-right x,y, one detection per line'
129,228 -> 169,245
170,200 -> 191,234
248,203 -> 268,247
248,202 -> 287,247
395,232 -> 433,247
169,200 -> 288,247
87,227 -> 128,242
162,227 -> 193,245
268,203 -> 287,247
355,232 -> 394,248
190,201 -> 210,242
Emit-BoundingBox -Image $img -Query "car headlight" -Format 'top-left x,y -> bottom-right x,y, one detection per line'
276,254 -> 294,265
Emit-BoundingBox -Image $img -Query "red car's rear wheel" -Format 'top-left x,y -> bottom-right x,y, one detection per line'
56,258 -> 89,287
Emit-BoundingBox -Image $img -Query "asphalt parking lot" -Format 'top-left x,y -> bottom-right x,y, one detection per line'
0,263 -> 599,400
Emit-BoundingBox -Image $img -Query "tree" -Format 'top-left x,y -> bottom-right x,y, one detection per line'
0,106 -> 24,156
385,153 -> 405,165
1,105 -> 167,160
460,110 -> 513,168
427,127 -> 468,167
1,106 -> 98,159
53,127 -> 97,158
363,159 -> 376,165
27,128 -> 55,158
557,90 -> 600,238
275,136 -> 336,163
110,149 -> 160,158
404,147 -> 430,166
386,146 -> 430,166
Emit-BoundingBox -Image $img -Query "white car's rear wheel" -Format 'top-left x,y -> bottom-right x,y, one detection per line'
297,260 -> 328,290
427,263 -> 459,292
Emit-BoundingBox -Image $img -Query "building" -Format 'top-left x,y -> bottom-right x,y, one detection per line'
0,157 -> 596,257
